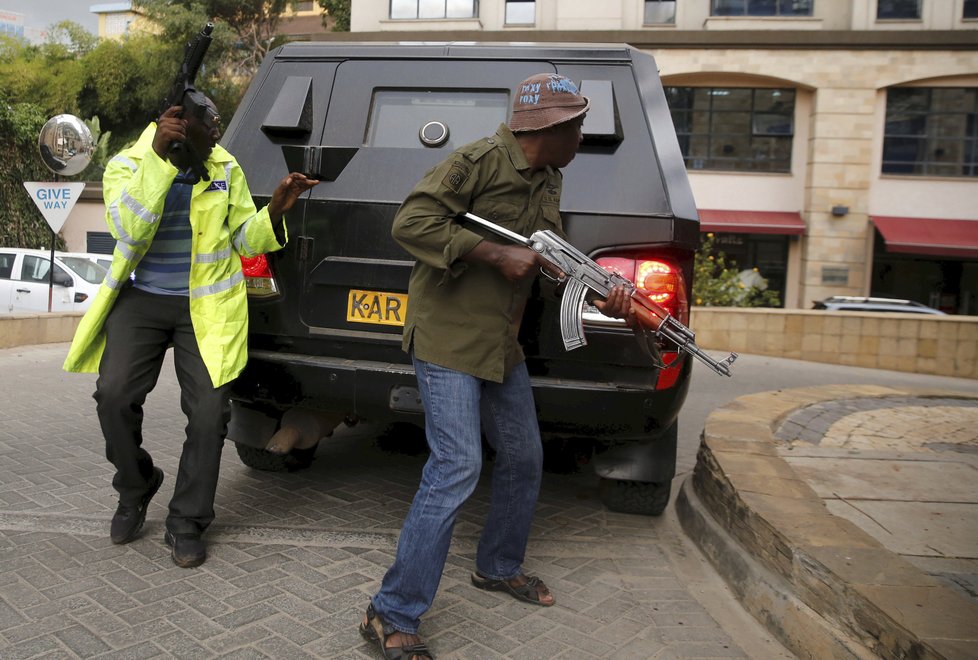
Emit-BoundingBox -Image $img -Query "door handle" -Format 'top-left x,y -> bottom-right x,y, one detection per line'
16,288 -> 30,293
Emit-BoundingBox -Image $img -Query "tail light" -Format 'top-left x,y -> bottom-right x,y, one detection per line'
240,254 -> 279,297
73,292 -> 88,303
591,256 -> 689,390
595,257 -> 688,323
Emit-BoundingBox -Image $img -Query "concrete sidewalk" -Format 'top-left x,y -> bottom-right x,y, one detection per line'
676,385 -> 978,660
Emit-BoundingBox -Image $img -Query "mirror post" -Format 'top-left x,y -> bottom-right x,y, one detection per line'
46,173 -> 59,312
33,115 -> 94,312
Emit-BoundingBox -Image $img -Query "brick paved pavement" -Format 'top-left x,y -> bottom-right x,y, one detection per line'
0,345 -> 789,659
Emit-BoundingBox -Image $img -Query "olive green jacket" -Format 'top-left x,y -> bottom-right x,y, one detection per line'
391,123 -> 564,382
63,123 -> 286,387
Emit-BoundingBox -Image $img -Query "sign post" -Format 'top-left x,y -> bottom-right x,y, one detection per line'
23,181 -> 85,311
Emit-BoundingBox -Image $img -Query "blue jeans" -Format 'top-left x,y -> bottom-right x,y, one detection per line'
371,355 -> 544,634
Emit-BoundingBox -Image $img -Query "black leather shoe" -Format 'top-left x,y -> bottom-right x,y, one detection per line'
110,467 -> 164,544
164,530 -> 206,568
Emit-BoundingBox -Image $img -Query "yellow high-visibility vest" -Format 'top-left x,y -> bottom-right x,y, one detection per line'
63,123 -> 287,387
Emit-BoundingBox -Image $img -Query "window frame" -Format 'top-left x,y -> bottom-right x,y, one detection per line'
710,0 -> 813,17
644,0 -> 677,24
876,0 -> 921,20
389,0 -> 479,20
504,0 -> 535,25
882,86 -> 978,178
665,86 -> 796,173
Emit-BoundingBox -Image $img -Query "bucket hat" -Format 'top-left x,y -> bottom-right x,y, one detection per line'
508,73 -> 590,133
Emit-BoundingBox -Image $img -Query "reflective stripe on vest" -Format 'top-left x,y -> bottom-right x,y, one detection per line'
191,270 -> 244,299
195,247 -> 233,263
231,215 -> 258,255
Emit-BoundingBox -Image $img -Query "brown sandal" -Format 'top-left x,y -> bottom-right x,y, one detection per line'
471,571 -> 555,606
359,603 -> 434,660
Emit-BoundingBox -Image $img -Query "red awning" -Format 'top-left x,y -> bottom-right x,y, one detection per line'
872,216 -> 978,259
698,209 -> 806,235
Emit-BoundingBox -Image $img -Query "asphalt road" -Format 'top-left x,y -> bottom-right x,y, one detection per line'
2,343 -> 976,658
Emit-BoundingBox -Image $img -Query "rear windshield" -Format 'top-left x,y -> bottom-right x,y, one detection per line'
59,257 -> 107,284
366,90 -> 509,149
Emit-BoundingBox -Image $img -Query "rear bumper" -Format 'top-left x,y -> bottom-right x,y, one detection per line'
232,349 -> 689,441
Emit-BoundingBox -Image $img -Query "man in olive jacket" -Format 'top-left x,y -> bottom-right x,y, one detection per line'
64,98 -> 317,567
360,74 -> 633,659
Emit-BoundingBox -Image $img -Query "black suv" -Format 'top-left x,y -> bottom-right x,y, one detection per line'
222,42 -> 699,516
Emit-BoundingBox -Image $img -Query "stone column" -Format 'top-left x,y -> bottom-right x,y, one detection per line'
801,83 -> 876,305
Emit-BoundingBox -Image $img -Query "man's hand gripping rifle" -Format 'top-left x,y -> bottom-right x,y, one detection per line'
160,22 -> 214,182
460,212 -> 738,377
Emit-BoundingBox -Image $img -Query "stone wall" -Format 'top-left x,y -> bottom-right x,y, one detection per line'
691,307 -> 978,379
3,309 -> 976,379
0,313 -> 83,350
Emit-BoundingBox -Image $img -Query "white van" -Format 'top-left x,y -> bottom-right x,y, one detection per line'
0,248 -> 106,314
62,251 -> 113,272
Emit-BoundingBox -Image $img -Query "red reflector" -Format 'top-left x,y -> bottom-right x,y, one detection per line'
655,352 -> 682,390
240,254 -> 271,278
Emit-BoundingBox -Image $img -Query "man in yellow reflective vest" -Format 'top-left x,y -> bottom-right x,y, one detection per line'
64,97 -> 318,567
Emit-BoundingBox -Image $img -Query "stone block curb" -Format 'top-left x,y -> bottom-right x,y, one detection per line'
0,312 -> 82,349
677,385 -> 978,660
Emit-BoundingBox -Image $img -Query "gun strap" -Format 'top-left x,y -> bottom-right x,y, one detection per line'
632,328 -> 665,369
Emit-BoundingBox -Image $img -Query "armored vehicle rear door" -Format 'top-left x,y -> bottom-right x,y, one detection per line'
297,59 -> 555,341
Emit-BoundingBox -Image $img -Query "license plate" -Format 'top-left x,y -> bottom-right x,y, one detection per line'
346,289 -> 408,326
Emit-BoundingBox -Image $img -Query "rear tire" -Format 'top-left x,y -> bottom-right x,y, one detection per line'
598,478 -> 671,516
234,441 -> 319,472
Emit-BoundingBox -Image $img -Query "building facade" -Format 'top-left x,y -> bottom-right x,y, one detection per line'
327,0 -> 978,313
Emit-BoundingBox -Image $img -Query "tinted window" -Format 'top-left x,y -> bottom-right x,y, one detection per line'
712,0 -> 812,16
883,87 -> 978,177
645,0 -> 676,23
21,255 -> 67,284
877,0 -> 921,19
0,252 -> 13,279
367,90 -> 508,149
666,86 -> 795,172
59,257 -> 108,284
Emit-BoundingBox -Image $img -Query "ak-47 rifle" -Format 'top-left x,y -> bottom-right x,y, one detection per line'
459,212 -> 738,377
160,22 -> 214,182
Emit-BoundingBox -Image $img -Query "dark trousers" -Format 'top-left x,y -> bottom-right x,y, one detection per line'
94,286 -> 232,536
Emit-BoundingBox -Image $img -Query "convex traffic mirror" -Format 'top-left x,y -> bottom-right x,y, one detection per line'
38,114 -> 95,176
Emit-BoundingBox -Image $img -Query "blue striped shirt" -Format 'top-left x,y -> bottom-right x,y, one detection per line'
134,173 -> 195,296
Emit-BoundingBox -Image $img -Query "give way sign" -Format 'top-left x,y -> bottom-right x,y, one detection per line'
23,182 -> 86,233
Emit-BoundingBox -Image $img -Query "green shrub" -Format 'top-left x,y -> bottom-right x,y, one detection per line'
692,233 -> 781,307
0,101 -> 63,249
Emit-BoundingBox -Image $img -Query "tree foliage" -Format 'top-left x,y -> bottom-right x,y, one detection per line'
692,233 -> 781,307
0,102 -> 64,249
319,0 -> 351,31
135,0 -> 299,78
76,34 -> 177,146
